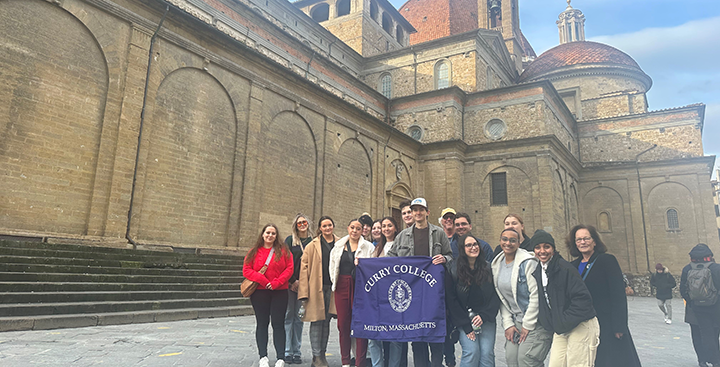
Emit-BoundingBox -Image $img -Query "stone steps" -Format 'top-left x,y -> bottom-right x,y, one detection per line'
0,240 -> 252,331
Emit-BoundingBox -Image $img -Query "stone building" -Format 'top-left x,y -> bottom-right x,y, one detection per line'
0,0 -> 717,274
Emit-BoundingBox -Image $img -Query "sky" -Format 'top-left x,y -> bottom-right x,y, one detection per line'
388,0 -> 720,179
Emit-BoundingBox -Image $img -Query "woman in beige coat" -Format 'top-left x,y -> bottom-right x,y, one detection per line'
298,216 -> 338,367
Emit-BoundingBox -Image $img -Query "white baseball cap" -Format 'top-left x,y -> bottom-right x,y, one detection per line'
410,197 -> 427,210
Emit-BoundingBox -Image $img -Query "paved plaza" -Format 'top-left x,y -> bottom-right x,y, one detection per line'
0,296 -> 698,366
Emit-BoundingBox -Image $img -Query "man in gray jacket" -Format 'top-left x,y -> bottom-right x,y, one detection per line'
388,197 -> 452,367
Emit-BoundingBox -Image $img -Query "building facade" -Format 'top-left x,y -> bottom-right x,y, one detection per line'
0,0 -> 716,274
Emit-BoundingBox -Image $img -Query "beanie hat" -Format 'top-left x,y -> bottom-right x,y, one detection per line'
358,214 -> 373,227
528,229 -> 555,250
689,243 -> 713,261
655,263 -> 664,271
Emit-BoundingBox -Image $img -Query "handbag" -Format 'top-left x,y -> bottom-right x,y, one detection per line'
241,247 -> 275,297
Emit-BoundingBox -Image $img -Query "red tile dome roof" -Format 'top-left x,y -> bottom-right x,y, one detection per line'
519,41 -> 643,82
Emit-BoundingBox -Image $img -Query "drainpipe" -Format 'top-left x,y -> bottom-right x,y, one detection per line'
635,144 -> 657,273
125,4 -> 170,249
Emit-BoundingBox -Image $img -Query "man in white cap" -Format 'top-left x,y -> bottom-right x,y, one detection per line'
388,197 -> 452,367
438,208 -> 456,241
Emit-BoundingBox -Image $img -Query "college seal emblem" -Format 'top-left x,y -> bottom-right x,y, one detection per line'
388,279 -> 412,312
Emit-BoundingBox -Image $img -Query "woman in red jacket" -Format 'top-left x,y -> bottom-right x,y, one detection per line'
244,224 -> 294,367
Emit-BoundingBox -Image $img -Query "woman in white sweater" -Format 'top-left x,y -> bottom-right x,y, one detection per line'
329,219 -> 375,367
491,228 -> 551,367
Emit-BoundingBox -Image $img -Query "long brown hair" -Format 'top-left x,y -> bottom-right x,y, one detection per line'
373,216 -> 399,258
457,234 -> 491,286
246,224 -> 289,263
566,224 -> 607,258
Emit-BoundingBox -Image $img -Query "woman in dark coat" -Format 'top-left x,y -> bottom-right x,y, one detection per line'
567,224 -> 641,367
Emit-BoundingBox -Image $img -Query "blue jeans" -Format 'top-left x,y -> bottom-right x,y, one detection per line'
457,322 -> 496,367
284,289 -> 303,358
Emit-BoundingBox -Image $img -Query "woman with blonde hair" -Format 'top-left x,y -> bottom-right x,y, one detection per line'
284,214 -> 314,364
244,224 -> 294,367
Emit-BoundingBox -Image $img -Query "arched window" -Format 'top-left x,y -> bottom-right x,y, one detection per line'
598,212 -> 611,232
337,0 -> 350,17
382,12 -> 392,35
435,61 -> 450,89
369,1 -> 378,22
667,209 -> 680,230
396,25 -> 404,44
379,74 -> 392,98
310,3 -> 329,22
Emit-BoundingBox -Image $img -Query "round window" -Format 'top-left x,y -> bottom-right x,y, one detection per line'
407,125 -> 423,141
485,119 -> 506,140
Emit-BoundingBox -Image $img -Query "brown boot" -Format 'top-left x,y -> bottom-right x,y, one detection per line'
318,354 -> 329,367
311,355 -> 321,367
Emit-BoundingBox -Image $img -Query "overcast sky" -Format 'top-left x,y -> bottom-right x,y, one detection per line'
389,0 -> 720,179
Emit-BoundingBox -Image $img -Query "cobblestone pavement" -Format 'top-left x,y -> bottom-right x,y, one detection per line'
0,296 -> 697,366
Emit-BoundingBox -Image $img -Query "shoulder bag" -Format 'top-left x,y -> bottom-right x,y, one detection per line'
241,247 -> 275,297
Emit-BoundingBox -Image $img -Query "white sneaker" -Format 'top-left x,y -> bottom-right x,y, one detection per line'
666,319 -> 672,324
342,365 -> 351,367
259,356 -> 270,367
274,360 -> 285,367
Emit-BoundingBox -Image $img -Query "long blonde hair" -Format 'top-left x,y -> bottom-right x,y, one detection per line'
290,213 -> 314,247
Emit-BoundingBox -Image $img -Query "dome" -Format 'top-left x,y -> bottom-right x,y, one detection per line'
519,41 -> 646,83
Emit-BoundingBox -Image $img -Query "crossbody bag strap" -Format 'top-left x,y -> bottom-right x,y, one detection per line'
581,256 -> 598,281
259,247 -> 275,275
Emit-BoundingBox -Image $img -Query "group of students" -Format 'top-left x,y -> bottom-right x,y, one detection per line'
242,196 -> 718,367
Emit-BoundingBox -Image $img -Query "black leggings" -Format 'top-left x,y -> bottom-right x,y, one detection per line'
251,289 -> 289,360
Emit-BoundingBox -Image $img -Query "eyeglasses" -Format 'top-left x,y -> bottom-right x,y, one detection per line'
297,221 -> 308,226
575,237 -> 593,243
500,237 -> 518,244
465,243 -> 479,249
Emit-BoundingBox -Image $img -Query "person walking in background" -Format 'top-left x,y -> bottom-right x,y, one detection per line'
491,228 -> 551,367
298,216 -> 339,367
244,224 -> 294,367
284,214 -> 314,364
388,197 -> 453,367
567,225 -> 641,367
445,234 -> 500,367
530,229 -> 599,367
329,219 -> 375,367
650,263 -> 676,325
680,244 -> 720,367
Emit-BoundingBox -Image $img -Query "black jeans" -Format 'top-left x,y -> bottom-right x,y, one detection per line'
251,289 -> 289,360
411,342 -> 443,367
691,323 -> 720,364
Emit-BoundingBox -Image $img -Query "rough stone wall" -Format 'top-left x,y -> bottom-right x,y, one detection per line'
578,161 -> 720,275
394,104 -> 463,143
325,15 -> 364,55
0,0 -> 120,236
579,109 -> 704,163
133,67 -> 240,247
464,154 -> 539,244
0,0 -> 421,252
